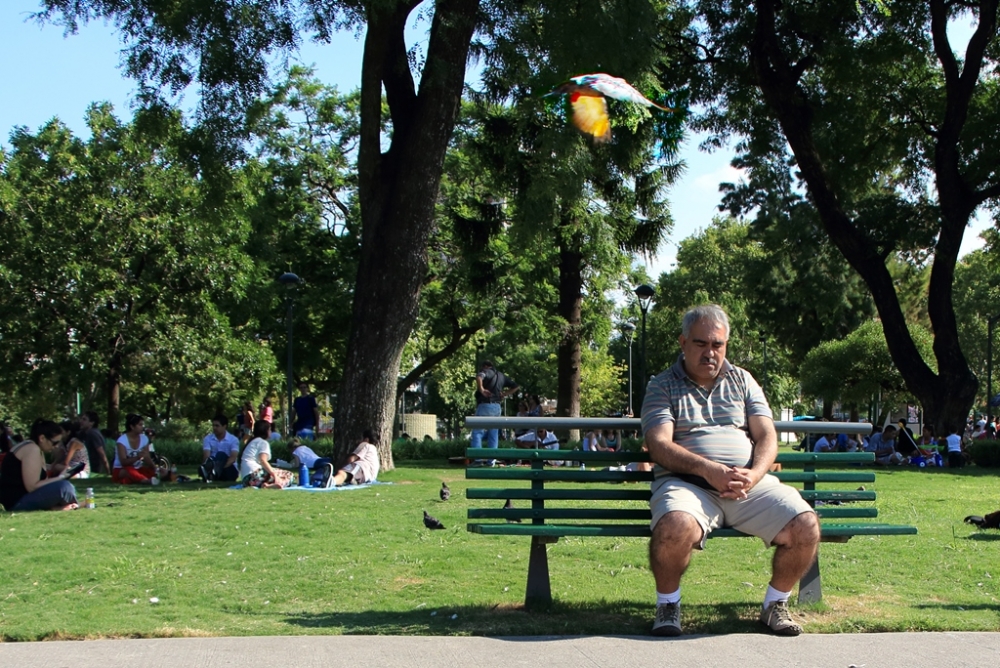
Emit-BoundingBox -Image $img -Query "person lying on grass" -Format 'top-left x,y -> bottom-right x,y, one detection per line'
239,421 -> 293,489
1,419 -> 79,511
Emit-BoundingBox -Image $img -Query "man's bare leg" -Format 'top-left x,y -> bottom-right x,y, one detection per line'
769,511 -> 820,591
649,511 -> 702,593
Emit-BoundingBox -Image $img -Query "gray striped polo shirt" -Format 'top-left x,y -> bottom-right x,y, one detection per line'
641,355 -> 771,478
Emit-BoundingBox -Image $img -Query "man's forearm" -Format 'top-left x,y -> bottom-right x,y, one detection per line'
648,439 -> 715,477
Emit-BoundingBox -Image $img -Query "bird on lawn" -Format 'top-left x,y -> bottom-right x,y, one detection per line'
546,73 -> 674,143
440,482 -> 451,502
964,510 -> 1000,529
503,498 -> 521,523
423,510 -> 446,530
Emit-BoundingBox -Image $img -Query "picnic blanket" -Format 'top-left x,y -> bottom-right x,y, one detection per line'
229,481 -> 390,492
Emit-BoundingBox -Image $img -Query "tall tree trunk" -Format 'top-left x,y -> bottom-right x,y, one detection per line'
556,221 -> 583,442
749,0 -> 993,434
333,0 -> 480,469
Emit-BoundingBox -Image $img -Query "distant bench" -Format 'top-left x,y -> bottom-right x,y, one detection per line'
463,417 -> 917,608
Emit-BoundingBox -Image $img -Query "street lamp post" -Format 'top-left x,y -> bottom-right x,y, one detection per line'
989,314 -> 999,425
634,284 -> 656,412
621,322 -> 636,416
278,272 -> 302,437
759,333 -> 768,396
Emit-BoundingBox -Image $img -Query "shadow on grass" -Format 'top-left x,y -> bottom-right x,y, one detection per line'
913,603 -> 1000,612
966,533 -> 1000,541
283,600 -> 762,636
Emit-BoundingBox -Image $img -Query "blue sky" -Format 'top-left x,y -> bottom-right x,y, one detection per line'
1,1 -> 989,278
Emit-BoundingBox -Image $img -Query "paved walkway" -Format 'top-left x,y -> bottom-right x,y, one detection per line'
1,633 -> 999,667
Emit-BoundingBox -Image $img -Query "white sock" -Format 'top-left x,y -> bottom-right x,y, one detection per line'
656,589 -> 681,606
763,584 -> 791,609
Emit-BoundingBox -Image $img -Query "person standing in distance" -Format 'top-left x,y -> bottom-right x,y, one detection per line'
291,382 -> 320,440
470,360 -> 519,453
642,304 -> 819,637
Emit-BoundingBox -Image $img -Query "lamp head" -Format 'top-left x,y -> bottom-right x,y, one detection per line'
634,284 -> 655,313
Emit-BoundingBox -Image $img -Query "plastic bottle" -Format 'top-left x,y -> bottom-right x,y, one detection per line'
299,463 -> 310,487
85,488 -> 95,509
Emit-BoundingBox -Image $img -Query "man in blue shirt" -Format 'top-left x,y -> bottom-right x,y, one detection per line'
292,382 -> 320,440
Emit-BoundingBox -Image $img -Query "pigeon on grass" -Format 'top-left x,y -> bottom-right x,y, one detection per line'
965,510 -> 1000,530
440,482 -> 451,502
424,510 -> 446,530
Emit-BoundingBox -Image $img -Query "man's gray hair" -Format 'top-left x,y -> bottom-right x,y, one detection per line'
681,304 -> 730,339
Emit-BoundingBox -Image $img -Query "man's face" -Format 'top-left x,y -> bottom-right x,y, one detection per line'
298,384 -> 309,395
679,319 -> 728,385
79,415 -> 93,430
212,420 -> 226,438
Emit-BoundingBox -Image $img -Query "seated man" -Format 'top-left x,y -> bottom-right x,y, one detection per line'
644,304 -> 819,637
331,430 -> 381,486
199,414 -> 241,482
867,425 -> 901,465
812,432 -> 835,453
516,428 -> 562,464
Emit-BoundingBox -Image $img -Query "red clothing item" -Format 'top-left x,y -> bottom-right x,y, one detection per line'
112,465 -> 157,484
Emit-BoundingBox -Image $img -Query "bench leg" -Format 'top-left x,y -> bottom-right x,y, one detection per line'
525,536 -> 554,609
797,554 -> 822,604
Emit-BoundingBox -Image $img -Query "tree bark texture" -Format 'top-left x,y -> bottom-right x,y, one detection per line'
749,0 -> 996,433
556,220 -> 583,443
333,0 -> 480,469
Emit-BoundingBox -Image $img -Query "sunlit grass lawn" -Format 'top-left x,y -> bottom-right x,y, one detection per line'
0,459 -> 998,640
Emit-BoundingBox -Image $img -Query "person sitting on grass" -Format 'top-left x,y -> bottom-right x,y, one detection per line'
239,421 -> 293,489
48,419 -> 91,479
112,414 -> 166,485
330,430 -> 381,486
1,419 -> 79,511
286,438 -> 333,486
199,414 -> 241,483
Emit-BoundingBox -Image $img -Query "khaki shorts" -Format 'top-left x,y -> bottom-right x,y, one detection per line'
650,473 -> 814,547
341,462 -> 369,485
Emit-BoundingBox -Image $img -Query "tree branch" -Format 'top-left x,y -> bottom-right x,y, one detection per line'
396,320 -> 482,399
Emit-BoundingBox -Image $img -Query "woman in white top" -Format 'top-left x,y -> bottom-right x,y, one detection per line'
112,414 -> 162,484
240,421 -> 293,488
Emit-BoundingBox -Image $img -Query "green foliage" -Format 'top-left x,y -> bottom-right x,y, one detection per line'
682,0 -> 1000,429
965,440 -> 1000,468
579,347 -> 628,417
0,105 -> 277,428
391,438 -> 473,461
800,320 -> 936,409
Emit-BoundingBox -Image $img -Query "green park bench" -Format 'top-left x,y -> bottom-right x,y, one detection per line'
464,431 -> 917,608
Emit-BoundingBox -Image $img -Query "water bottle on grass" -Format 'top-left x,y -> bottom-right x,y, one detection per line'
299,463 -> 310,487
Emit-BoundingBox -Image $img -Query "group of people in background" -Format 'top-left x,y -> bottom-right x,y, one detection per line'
0,394 -> 377,511
806,415 -> 999,468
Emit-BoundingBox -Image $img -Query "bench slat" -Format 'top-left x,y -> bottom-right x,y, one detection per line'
467,506 -> 877,521
469,508 -> 651,521
801,491 -> 875,501
467,488 -> 651,501
814,507 -> 878,518
468,522 -> 915,538
466,448 -> 876,465
775,472 -> 876,483
467,468 -> 650,482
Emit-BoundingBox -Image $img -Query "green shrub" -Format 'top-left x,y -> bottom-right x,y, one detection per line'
154,420 -> 206,442
392,438 -> 471,460
966,439 -> 1000,467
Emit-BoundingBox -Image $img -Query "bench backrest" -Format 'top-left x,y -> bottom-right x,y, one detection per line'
466,448 -> 877,524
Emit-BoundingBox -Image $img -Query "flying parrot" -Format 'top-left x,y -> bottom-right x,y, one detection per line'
546,73 -> 674,143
